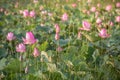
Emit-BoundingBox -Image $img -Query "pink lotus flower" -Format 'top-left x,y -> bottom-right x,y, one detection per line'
96,18 -> 102,25
23,32 -> 37,44
90,7 -> 96,12
48,12 -> 53,17
95,11 -> 99,18
116,2 -> 120,8
99,28 -> 110,38
61,13 -> 68,21
6,32 -> 16,41
109,21 -> 114,26
0,8 -> 4,12
56,46 -> 63,52
33,0 -> 38,3
23,10 -> 29,18
41,10 -> 47,15
116,16 -> 120,23
77,31 -> 82,39
72,3 -> 77,8
54,24 -> 60,33
29,10 -> 35,18
33,48 -> 40,57
87,11 -> 90,15
80,21 -> 91,31
55,33 -> 60,40
97,3 -> 101,7
16,43 -> 26,53
106,5 -> 112,11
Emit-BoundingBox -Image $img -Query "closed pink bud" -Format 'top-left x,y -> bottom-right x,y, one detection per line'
25,66 -> 28,73
15,2 -> 19,8
19,55 -> 23,61
109,21 -> 114,26
0,8 -> 4,12
16,43 -> 26,53
90,7 -> 96,12
99,28 -> 110,38
80,21 -> 91,31
96,18 -> 102,25
116,2 -> 120,8
55,24 -> 60,33
61,13 -> 68,21
95,11 -> 99,18
29,10 -> 35,18
106,5 -> 112,11
55,33 -> 60,40
23,10 -> 29,18
6,32 -> 16,41
56,46 -> 63,52
116,16 -> 120,23
23,32 -> 37,45
33,48 -> 40,57
77,32 -> 82,39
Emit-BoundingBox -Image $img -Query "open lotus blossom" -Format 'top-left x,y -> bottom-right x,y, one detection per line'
116,16 -> 120,23
61,13 -> 68,21
96,18 -> 102,25
90,6 -> 96,12
105,5 -> 112,11
55,33 -> 60,40
23,10 -> 29,17
16,43 -> 26,53
29,10 -> 36,18
6,32 -> 16,41
87,11 -> 90,15
33,47 -> 40,57
33,0 -> 38,3
97,3 -> 101,7
80,21 -> 91,31
99,28 -> 110,38
72,3 -> 77,8
23,32 -> 37,44
116,2 -> 120,8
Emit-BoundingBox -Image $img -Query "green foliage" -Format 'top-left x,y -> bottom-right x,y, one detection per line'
0,0 -> 120,80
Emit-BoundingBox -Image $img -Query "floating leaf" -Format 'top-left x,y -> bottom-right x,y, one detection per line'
47,63 -> 57,72
0,58 -> 6,70
39,41 -> 48,51
54,39 -> 70,47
